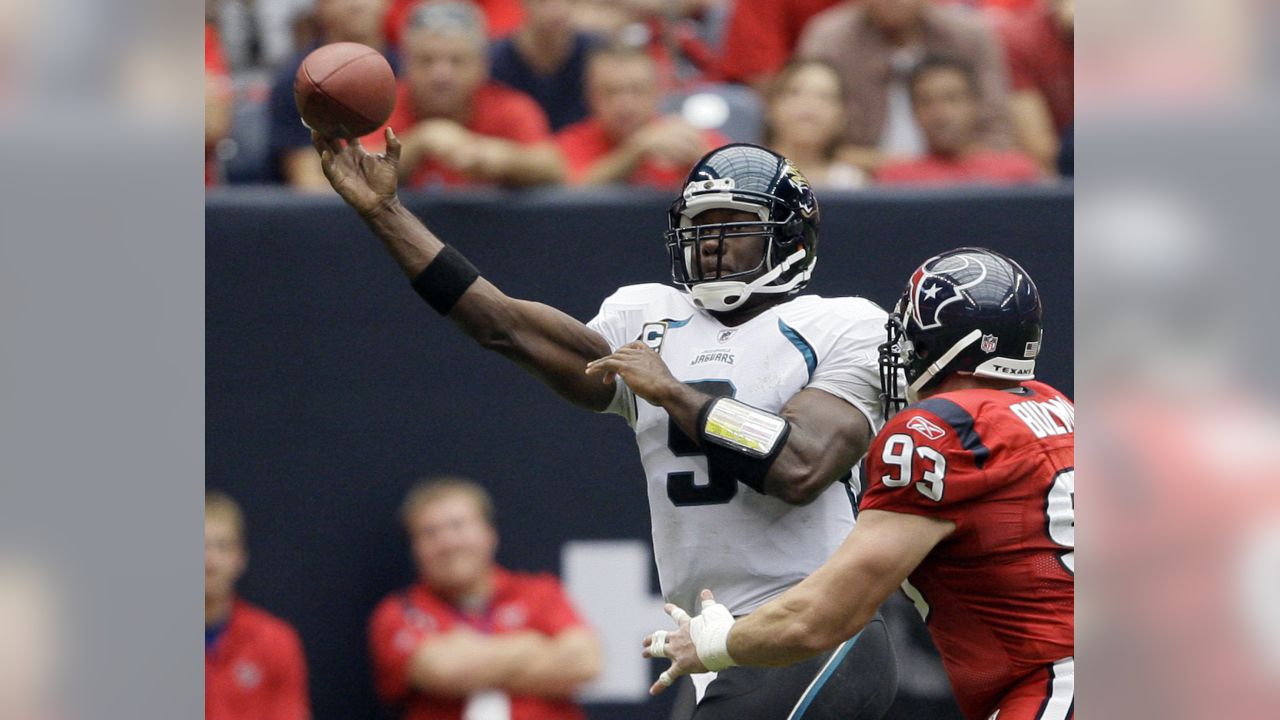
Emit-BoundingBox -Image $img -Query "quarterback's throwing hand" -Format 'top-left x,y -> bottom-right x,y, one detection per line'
585,342 -> 680,405
312,128 -> 401,217
642,589 -> 737,696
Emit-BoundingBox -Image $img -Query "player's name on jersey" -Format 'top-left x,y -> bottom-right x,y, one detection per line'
690,349 -> 737,367
1010,397 -> 1075,438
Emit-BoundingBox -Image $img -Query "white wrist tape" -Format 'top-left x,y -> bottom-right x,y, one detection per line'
691,602 -> 737,671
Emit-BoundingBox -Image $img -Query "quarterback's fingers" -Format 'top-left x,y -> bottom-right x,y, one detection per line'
311,131 -> 341,160
647,630 -> 668,659
700,589 -> 718,609
650,665 -> 681,696
385,128 -> 401,163
665,603 -> 691,626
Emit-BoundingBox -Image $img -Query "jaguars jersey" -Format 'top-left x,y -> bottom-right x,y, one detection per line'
587,283 -> 888,615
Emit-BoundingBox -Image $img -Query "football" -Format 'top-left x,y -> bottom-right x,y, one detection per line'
293,42 -> 396,139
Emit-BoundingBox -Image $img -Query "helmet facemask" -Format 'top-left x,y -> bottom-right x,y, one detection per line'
666,188 -> 812,313
879,312 -> 910,419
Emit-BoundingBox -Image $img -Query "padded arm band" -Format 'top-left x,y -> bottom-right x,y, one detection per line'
411,246 -> 480,315
698,397 -> 791,494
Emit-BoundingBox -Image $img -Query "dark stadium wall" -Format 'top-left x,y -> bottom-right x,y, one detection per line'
206,185 -> 1072,720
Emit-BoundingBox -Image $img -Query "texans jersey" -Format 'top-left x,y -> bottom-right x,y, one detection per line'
588,284 -> 887,615
860,381 -> 1075,720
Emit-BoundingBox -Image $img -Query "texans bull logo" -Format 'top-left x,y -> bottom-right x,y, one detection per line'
909,255 -> 990,330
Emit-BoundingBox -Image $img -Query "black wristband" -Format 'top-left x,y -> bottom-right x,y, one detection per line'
411,246 -> 480,315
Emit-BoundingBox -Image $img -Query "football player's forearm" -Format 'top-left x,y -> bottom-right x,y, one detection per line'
761,391 -> 872,505
361,203 -> 614,409
657,382 -> 716,441
727,587 -> 847,667
361,197 -> 445,277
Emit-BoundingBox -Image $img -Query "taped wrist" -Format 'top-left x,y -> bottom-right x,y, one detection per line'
692,605 -> 737,671
698,397 -> 791,494
411,246 -> 480,315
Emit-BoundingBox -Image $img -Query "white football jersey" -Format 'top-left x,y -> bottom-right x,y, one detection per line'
587,283 -> 888,614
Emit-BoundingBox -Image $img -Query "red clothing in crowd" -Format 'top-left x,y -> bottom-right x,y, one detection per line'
876,150 -> 1041,185
555,118 -> 728,189
383,81 -> 552,188
206,600 -> 310,720
720,0 -> 842,83
385,0 -> 524,48
996,4 -> 1074,133
205,23 -> 232,186
369,568 -> 588,720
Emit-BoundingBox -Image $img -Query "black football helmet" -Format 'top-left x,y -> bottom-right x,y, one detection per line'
665,143 -> 820,312
880,247 -> 1043,415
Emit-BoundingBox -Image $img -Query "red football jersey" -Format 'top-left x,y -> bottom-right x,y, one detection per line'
861,380 -> 1075,720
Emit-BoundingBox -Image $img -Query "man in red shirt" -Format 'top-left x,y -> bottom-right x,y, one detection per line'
877,56 -> 1040,185
720,0 -> 842,87
555,47 -> 727,189
385,0 -> 563,188
995,0 -> 1074,171
646,248 -> 1074,720
205,492 -> 310,720
369,476 -> 600,720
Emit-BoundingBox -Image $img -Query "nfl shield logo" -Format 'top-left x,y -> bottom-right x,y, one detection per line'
980,334 -> 998,353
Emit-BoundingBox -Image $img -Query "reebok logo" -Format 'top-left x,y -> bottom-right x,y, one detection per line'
906,415 -> 946,440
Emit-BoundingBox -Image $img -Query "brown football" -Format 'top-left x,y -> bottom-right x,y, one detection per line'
293,42 -> 396,139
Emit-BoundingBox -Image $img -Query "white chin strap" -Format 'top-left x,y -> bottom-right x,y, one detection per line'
906,329 -> 1037,402
689,249 -> 812,312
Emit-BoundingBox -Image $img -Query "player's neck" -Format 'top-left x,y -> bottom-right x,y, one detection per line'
922,373 -> 1020,398
708,296 -> 787,327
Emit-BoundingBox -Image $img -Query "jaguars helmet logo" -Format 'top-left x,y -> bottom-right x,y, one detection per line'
780,161 -> 817,218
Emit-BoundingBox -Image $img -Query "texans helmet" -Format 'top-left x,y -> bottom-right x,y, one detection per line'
665,143 -> 820,312
880,247 -> 1043,415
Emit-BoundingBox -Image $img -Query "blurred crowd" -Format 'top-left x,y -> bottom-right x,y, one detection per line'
204,0 -> 1073,190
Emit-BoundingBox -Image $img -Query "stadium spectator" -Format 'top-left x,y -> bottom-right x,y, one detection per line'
205,21 -> 233,186
205,491 -> 310,720
269,0 -> 396,190
764,59 -> 867,188
489,0 -> 604,131
994,0 -> 1074,172
386,0 -> 525,48
720,0 -> 841,87
876,56 -> 1040,185
798,0 -> 1014,173
555,47 -> 727,188
387,0 -> 563,188
369,477 -> 600,720
571,0 -> 726,91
